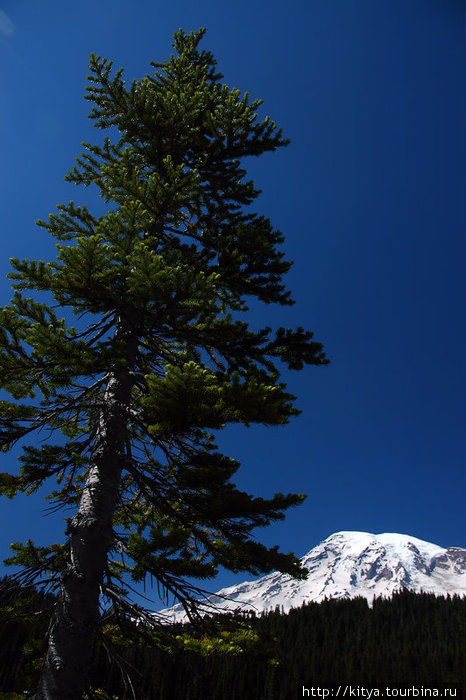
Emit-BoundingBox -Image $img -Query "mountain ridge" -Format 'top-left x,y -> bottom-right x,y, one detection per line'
159,531 -> 466,622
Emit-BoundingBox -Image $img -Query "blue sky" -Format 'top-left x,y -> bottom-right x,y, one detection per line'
0,1 -> 465,596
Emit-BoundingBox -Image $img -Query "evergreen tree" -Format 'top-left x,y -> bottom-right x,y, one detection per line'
0,29 -> 328,698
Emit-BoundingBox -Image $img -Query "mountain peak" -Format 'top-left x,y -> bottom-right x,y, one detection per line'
159,531 -> 466,622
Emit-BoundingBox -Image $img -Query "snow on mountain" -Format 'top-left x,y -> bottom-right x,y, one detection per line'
159,531 -> 466,622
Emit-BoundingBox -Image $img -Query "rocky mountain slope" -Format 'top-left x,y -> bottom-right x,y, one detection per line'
159,531 -> 466,622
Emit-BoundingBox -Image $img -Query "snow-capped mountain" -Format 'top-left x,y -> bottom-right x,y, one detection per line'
159,531 -> 466,622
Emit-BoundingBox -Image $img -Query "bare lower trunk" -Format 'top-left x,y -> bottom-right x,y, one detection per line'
32,325 -> 137,699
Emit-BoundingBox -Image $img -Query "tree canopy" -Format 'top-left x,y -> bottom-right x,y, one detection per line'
0,28 -> 328,698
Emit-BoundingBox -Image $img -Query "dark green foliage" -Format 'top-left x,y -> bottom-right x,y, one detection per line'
0,578 -> 53,694
136,591 -> 466,698
95,591 -> 466,698
2,587 -> 465,698
0,28 -> 328,619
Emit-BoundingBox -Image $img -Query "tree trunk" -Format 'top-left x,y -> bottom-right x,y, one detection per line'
32,322 -> 137,699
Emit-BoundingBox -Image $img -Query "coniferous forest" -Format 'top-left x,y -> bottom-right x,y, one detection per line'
0,9 -> 464,699
1,578 -> 465,699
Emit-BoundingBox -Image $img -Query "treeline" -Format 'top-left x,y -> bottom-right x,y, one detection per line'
1,578 -> 465,698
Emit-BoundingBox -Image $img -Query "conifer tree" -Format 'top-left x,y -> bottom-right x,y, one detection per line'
0,29 -> 328,698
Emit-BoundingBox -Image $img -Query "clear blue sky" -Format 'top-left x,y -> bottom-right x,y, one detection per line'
0,0 -> 465,595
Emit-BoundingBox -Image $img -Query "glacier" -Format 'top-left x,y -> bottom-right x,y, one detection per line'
158,531 -> 466,623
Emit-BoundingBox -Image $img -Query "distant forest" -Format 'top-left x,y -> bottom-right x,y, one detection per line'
1,578 -> 465,699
